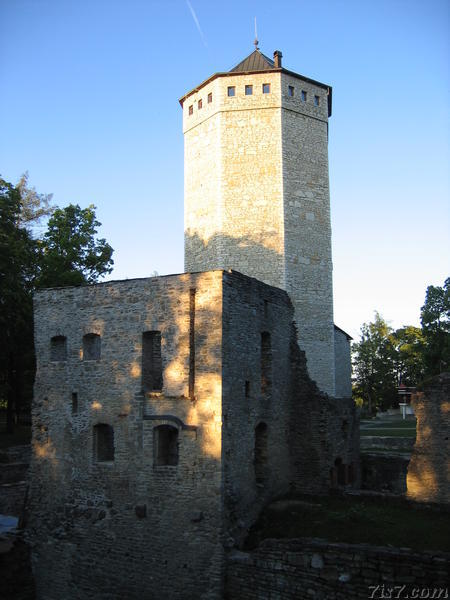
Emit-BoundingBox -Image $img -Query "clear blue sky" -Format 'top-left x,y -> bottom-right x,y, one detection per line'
1,0 -> 448,339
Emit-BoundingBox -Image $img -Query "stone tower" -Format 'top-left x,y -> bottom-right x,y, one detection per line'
181,48 -> 336,395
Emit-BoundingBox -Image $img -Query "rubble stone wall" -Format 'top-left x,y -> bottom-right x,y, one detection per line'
407,373 -> 450,504
28,272 -> 225,600
226,538 -> 450,600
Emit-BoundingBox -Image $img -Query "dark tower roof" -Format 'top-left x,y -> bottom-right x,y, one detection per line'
230,49 -> 275,72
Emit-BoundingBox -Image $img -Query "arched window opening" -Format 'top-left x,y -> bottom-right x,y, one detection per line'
142,331 -> 163,392
50,336 -> 67,361
154,425 -> 178,466
261,332 -> 272,395
83,333 -> 101,360
94,424 -> 114,462
254,422 -> 268,484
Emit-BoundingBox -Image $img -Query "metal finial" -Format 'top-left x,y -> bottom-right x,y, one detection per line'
254,17 -> 259,49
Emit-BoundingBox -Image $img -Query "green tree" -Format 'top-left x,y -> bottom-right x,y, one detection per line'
1,176 -> 114,432
420,278 -> 450,376
37,204 -> 114,288
352,313 -> 398,414
391,325 -> 425,386
0,178 -> 38,431
15,171 -> 54,231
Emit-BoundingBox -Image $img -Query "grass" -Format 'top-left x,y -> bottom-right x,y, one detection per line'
361,418 -> 416,429
245,494 -> 450,553
360,429 -> 416,438
360,418 -> 416,439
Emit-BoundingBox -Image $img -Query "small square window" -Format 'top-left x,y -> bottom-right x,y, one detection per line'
301,90 -> 307,102
207,92 -> 212,103
227,86 -> 235,97
245,85 -> 253,95
288,86 -> 294,97
188,105 -> 193,115
314,95 -> 320,106
262,83 -> 270,94
198,99 -> 202,109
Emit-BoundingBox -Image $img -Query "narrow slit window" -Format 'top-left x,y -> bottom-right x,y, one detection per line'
83,333 -> 101,361
301,90 -> 307,102
245,85 -> 253,95
189,289 -> 196,399
154,425 -> 178,466
288,85 -> 294,97
227,86 -> 235,97
94,424 -> 114,462
254,422 -> 268,484
72,392 -> 78,414
261,331 -> 272,395
142,331 -> 163,392
207,92 -> 212,103
314,95 -> 320,106
50,336 -> 67,361
262,83 -> 270,94
198,99 -> 202,109
188,105 -> 193,115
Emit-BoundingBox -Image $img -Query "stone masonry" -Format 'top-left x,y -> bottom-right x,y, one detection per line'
407,372 -> 450,504
28,270 -> 358,599
181,49 -> 340,395
27,48 -> 359,600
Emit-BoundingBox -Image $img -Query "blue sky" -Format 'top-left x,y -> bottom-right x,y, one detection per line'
1,0 -> 448,339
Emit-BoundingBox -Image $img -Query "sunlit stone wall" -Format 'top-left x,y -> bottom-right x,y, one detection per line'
280,72 -> 335,395
407,373 -> 450,504
29,272 -> 225,600
184,71 -> 285,290
28,270 -> 359,599
182,67 -> 336,395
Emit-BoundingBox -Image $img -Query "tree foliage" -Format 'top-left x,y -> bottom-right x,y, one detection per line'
420,278 -> 450,376
0,178 -> 37,431
352,313 -> 398,413
36,204 -> 114,288
0,175 -> 114,431
15,171 -> 54,230
353,278 -> 449,413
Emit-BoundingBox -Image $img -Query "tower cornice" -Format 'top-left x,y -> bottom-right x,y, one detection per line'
179,67 -> 332,117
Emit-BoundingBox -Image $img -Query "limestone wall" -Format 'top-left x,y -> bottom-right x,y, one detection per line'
221,271 -> 295,544
407,373 -> 450,504
334,327 -> 352,398
183,66 -> 336,395
28,272 -> 225,600
184,71 -> 285,291
281,71 -> 335,396
27,269 -> 359,598
226,538 -> 450,599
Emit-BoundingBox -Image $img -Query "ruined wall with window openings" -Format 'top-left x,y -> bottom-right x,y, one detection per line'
28,270 -> 358,599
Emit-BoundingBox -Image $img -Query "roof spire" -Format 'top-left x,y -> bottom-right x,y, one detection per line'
254,17 -> 259,50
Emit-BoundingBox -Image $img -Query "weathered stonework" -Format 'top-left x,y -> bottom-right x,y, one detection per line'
28,271 -> 358,599
182,50 -> 340,395
407,373 -> 450,504
27,49 -> 359,599
334,326 -> 352,398
226,538 -> 450,599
